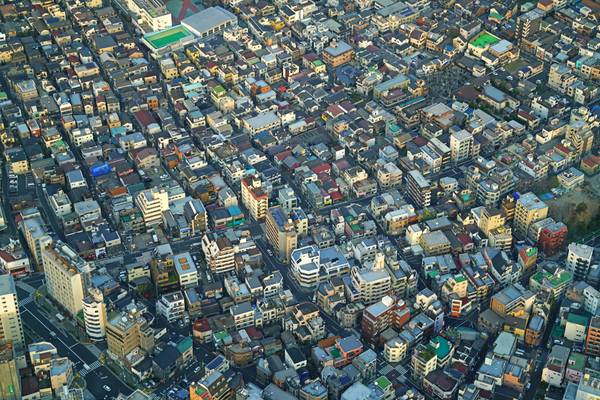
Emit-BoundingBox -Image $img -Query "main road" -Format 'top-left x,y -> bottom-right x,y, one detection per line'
16,286 -> 133,399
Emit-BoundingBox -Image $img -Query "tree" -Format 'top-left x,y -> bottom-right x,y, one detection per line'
576,202 -> 588,214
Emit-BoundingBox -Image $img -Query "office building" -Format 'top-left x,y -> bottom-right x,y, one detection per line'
136,188 -> 169,227
0,275 -> 24,349
513,192 -> 548,239
406,170 -> 432,208
82,287 -> 107,341
265,206 -> 298,262
42,241 -> 94,317
241,175 -> 268,221
566,243 -> 593,281
106,309 -> 154,359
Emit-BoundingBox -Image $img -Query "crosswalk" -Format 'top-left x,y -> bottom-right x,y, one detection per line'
19,296 -> 34,307
79,361 -> 102,378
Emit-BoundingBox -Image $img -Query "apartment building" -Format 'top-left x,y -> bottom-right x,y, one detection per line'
136,187 -> 169,227
350,255 -> 392,305
201,233 -> 236,275
173,252 -> 199,289
42,241 -> 94,317
241,175 -> 268,221
490,284 -> 535,318
566,243 -> 593,281
513,192 -> 548,239
406,170 -> 432,208
20,216 -> 52,268
157,292 -> 186,323
450,129 -> 475,163
0,275 -> 24,349
82,287 -> 107,341
265,206 -> 298,262
585,316 -> 600,357
322,40 -> 354,67
291,245 -> 350,288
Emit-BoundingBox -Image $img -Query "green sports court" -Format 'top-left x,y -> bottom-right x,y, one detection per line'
144,25 -> 193,49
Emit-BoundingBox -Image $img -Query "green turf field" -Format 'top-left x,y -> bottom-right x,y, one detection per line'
470,32 -> 500,48
145,25 -> 192,49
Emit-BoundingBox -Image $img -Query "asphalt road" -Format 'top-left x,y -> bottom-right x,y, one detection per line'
16,286 -> 133,399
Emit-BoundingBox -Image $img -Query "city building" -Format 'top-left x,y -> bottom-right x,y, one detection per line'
181,7 -> 237,38
290,245 -> 350,288
265,206 -> 298,262
82,287 -> 107,341
157,292 -> 185,323
0,275 -> 24,350
201,233 -> 236,275
123,0 -> 172,32
0,343 -> 20,399
241,175 -> 268,221
513,192 -> 548,239
106,309 -> 154,359
406,170 -> 432,208
42,241 -> 95,317
173,252 -> 199,289
136,188 -> 169,227
566,243 -> 593,281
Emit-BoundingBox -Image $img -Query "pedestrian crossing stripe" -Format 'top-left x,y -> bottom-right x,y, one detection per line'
18,297 -> 34,307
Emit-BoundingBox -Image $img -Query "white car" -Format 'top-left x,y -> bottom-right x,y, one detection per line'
103,385 -> 111,392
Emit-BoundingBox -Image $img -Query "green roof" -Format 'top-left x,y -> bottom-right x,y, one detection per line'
469,31 -> 500,48
568,352 -> 586,371
195,385 -> 207,396
418,345 -> 437,361
454,274 -> 467,283
567,313 -> 589,327
176,336 -> 193,353
532,270 -> 573,288
214,330 -> 229,341
430,336 -> 451,359
330,347 -> 341,358
374,376 -> 392,390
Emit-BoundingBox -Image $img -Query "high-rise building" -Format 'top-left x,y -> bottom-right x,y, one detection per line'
82,288 -> 107,341
136,188 -> 169,227
106,309 -> 154,359
0,275 -> 24,349
241,175 -> 268,221
513,192 -> 548,239
265,206 -> 298,262
42,241 -> 95,317
450,129 -> 475,163
19,216 -> 52,269
586,316 -> 600,357
201,233 -> 236,275
0,343 -> 20,399
406,170 -> 432,208
350,254 -> 392,305
566,243 -> 594,281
